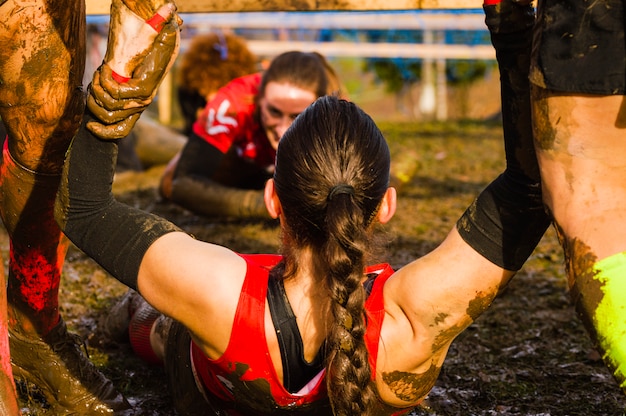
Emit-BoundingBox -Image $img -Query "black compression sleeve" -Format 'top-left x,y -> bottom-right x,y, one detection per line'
457,173 -> 550,271
173,131 -> 225,180
456,2 -> 551,271
55,113 -> 182,290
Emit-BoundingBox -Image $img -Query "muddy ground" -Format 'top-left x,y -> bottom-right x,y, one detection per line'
12,120 -> 626,415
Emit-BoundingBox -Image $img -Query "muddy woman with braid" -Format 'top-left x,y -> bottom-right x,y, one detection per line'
56,87 -> 509,413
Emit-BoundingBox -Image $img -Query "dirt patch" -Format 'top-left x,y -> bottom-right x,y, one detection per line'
13,120 -> 626,415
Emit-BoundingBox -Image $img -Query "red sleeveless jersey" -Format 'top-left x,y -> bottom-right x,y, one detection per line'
190,253 -> 413,415
191,73 -> 276,172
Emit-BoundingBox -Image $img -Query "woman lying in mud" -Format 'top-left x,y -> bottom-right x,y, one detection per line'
55,59 -> 514,416
158,50 -> 343,220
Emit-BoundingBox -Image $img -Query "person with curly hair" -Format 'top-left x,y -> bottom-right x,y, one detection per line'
177,32 -> 258,135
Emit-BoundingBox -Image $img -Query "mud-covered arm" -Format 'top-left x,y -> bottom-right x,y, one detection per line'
55,112 -> 182,290
55,2 -> 183,289
167,133 -> 269,218
170,176 -> 268,219
173,132 -> 225,181
375,230 -> 509,407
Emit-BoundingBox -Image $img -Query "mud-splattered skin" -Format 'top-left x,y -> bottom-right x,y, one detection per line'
431,290 -> 495,352
0,0 -> 86,173
552,224 -> 602,342
530,86 -> 559,153
382,363 -> 440,404
378,290 -> 495,408
467,291 -> 496,322
0,0 -> 87,412
0,0 -> 86,336
532,85 -> 617,327
88,8 -> 181,139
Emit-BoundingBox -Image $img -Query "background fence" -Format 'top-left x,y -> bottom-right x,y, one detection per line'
87,6 -> 498,122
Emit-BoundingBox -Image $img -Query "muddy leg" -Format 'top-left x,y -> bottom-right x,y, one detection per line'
529,0 -> 626,394
0,0 -> 84,337
1,150 -> 71,337
0,0 -> 131,413
0,259 -> 18,415
532,87 -> 626,392
0,0 -> 86,413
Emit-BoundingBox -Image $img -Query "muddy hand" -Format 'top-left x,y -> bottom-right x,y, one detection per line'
105,1 -> 177,80
89,18 -> 180,112
88,2 -> 181,139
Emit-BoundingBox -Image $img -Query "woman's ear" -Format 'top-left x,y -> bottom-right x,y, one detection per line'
264,179 -> 282,219
377,187 -> 397,224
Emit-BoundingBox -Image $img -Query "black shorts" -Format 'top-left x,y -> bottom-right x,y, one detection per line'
531,0 -> 626,94
163,319 -> 229,415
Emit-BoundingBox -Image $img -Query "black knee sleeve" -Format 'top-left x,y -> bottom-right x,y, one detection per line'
165,321 -> 224,415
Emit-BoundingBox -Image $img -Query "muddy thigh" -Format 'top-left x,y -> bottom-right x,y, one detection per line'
532,91 -> 626,259
0,0 -> 85,172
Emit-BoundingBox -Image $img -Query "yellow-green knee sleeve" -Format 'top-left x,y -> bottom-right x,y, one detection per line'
593,252 -> 626,389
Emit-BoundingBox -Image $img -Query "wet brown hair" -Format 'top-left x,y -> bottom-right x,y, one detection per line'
273,95 -> 390,415
258,51 -> 343,100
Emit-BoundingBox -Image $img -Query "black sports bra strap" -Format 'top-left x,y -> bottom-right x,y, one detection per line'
267,276 -> 324,393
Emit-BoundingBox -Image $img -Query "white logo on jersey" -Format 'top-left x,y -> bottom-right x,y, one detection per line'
206,99 -> 238,135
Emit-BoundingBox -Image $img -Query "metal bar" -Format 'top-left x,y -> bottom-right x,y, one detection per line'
175,11 -> 486,31
86,0 -> 480,15
244,40 -> 494,59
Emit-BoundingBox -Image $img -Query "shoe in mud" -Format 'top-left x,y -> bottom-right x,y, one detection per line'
100,289 -> 144,344
9,318 -> 131,415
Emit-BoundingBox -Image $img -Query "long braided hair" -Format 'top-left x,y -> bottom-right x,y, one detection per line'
273,96 -> 390,415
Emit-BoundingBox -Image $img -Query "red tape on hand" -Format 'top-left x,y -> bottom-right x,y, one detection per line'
146,13 -> 167,33
112,70 -> 131,84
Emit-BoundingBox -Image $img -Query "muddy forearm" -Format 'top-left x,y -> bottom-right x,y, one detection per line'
456,0 -> 550,271
168,134 -> 269,219
170,176 -> 269,219
55,113 -> 181,289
